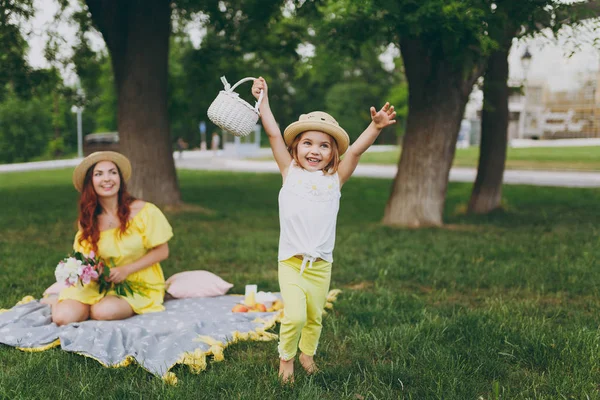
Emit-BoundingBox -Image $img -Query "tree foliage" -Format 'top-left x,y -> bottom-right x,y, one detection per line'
469,0 -> 600,215
0,0 -> 34,100
164,0 -> 406,147
1,0 -> 407,166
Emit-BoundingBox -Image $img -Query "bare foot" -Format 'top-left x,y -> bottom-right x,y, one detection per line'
299,352 -> 319,374
279,358 -> 294,384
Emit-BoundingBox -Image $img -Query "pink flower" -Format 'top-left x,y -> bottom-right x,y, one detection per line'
80,265 -> 99,285
66,275 -> 78,287
88,250 -> 96,259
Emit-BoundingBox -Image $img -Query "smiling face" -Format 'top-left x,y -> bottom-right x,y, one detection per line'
91,161 -> 121,198
294,131 -> 336,172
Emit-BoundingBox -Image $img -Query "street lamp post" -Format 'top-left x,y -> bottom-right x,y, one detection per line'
519,47 -> 533,139
76,106 -> 83,158
70,105 -> 84,158
71,87 -> 85,158
521,47 -> 532,77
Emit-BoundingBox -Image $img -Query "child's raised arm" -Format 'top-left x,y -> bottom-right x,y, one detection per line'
252,77 -> 292,177
338,102 -> 396,185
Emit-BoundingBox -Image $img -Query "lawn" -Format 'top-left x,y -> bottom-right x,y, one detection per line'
1,169 -> 600,399
356,146 -> 600,171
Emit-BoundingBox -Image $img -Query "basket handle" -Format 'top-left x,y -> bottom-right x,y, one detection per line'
220,76 -> 264,113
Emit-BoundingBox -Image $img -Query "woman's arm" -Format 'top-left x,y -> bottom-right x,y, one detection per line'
338,103 -> 396,185
252,77 -> 292,178
107,242 -> 169,283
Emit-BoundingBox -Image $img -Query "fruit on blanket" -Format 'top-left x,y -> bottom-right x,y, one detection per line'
254,303 -> 267,312
232,302 -> 270,313
247,303 -> 267,312
271,300 -> 283,311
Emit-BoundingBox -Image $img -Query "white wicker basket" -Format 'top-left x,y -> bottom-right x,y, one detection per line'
207,76 -> 264,137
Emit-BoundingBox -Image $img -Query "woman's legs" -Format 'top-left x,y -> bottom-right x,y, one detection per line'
90,295 -> 134,321
51,295 -> 134,325
51,299 -> 90,326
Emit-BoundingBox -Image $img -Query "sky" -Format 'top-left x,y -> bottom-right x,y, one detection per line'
26,0 -> 104,85
25,0 -> 600,92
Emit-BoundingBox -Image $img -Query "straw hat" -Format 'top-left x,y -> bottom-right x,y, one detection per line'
72,151 -> 132,192
283,111 -> 350,155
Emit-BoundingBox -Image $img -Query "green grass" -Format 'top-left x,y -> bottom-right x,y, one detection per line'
1,169 -> 600,399
356,146 -> 600,171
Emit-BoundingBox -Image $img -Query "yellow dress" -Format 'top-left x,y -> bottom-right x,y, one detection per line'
58,202 -> 173,314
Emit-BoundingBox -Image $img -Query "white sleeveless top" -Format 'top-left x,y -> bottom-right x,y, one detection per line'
278,161 -> 341,274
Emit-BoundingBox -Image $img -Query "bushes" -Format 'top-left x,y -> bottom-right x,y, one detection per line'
0,94 -> 53,163
0,86 -> 76,163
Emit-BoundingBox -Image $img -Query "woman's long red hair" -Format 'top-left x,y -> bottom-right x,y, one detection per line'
78,163 -> 135,252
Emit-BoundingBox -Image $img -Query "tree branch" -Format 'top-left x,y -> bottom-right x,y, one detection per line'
554,0 -> 600,25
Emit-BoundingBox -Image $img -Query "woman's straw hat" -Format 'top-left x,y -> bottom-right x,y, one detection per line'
72,151 -> 132,192
283,111 -> 350,155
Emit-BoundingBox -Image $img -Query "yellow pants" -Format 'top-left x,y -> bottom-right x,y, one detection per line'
277,257 -> 332,361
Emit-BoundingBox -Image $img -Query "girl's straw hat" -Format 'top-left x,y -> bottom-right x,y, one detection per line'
283,111 -> 350,155
72,151 -> 132,192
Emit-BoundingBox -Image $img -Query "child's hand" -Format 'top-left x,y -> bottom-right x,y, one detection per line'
252,77 -> 268,101
370,102 -> 397,130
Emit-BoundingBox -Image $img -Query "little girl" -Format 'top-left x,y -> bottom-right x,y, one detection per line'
252,77 -> 396,382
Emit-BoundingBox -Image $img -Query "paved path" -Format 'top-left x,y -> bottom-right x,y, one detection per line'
1,152 -> 599,188
510,138 -> 600,148
177,157 -> 600,188
0,158 -> 81,173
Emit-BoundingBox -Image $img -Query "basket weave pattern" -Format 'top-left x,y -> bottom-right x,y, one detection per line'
207,76 -> 262,137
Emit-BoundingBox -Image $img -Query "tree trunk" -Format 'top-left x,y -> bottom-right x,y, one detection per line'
468,47 -> 511,214
382,39 -> 483,227
86,0 -> 181,205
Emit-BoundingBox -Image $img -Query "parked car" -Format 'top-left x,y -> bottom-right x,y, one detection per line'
83,132 -> 119,155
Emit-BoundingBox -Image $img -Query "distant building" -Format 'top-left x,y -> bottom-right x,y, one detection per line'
466,70 -> 600,141
508,70 -> 600,139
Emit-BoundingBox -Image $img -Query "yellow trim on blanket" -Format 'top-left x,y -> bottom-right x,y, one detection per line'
5,290 -> 342,386
74,353 -> 136,370
17,339 -> 61,352
162,372 -> 178,385
170,289 -> 342,383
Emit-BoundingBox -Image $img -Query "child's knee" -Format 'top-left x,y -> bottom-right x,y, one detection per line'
285,312 -> 307,330
305,316 -> 323,329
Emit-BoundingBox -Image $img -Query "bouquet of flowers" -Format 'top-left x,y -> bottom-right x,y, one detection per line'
55,251 -> 150,297
55,251 -> 101,287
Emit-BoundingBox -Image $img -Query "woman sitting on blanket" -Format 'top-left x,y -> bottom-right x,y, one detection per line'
51,151 -> 173,326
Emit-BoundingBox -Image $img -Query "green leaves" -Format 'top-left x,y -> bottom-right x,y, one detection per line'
0,89 -> 55,163
110,280 -> 157,298
97,258 -> 112,295
96,257 -> 152,298
67,252 -> 153,298
0,0 -> 35,101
